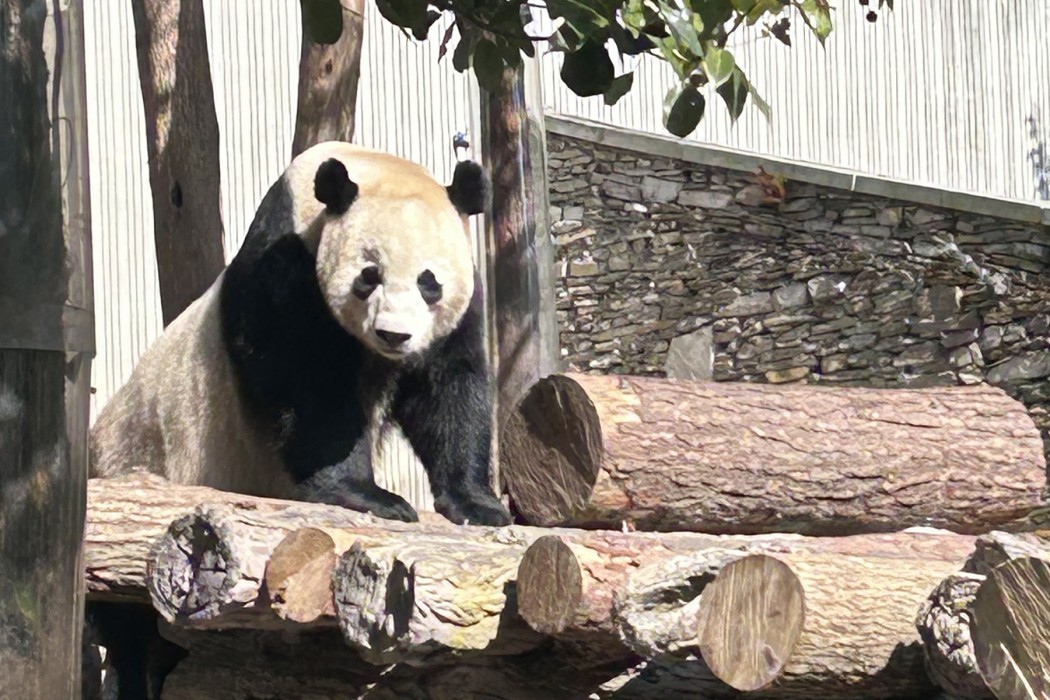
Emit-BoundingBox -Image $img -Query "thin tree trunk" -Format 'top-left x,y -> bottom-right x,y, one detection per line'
291,0 -> 365,157
131,0 -> 225,326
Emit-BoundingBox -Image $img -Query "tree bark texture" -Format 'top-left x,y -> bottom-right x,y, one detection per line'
131,0 -> 225,326
333,538 -> 542,664
290,0 -> 365,157
915,572 -> 992,699
500,373 -> 1048,536
481,64 -> 558,443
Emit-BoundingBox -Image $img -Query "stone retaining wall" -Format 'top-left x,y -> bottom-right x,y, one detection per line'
547,129 -> 1050,469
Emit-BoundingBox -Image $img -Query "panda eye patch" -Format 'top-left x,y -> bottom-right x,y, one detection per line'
417,270 -> 443,305
353,265 -> 382,299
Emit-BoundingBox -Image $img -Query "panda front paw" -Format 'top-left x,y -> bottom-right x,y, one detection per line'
327,488 -> 419,523
435,493 -> 512,527
365,491 -> 420,522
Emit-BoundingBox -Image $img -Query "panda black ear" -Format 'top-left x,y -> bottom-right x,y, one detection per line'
314,158 -> 359,215
446,160 -> 489,217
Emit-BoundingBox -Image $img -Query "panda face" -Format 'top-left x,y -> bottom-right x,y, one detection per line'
312,169 -> 476,361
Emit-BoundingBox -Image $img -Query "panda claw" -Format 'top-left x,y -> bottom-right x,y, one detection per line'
435,495 -> 512,527
368,495 -> 419,523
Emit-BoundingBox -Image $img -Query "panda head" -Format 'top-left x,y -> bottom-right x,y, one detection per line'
291,143 -> 488,360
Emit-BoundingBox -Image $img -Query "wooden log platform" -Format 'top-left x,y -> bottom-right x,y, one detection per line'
499,373 -> 1048,536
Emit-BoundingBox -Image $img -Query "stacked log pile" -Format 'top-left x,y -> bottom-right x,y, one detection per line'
84,373 -> 1050,699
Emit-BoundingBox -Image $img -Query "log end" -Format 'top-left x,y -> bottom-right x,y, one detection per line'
499,375 -> 603,527
915,572 -> 992,698
516,535 -> 583,635
264,527 -> 340,623
694,554 -> 805,692
972,556 -> 1050,698
147,511 -> 239,624
332,541 -> 412,662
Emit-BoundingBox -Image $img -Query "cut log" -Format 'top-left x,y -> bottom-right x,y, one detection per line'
332,537 -> 542,664
915,572 -> 992,699
515,532 -> 759,647
85,471 -> 302,602
915,531 -> 1050,699
971,556 -> 1050,699
263,527 -> 353,624
145,498 -> 459,629
515,529 -> 976,659
500,373 -> 1048,535
691,537 -> 977,698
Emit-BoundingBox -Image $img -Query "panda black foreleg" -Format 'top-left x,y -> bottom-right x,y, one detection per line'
392,363 -> 511,527
292,431 -> 419,522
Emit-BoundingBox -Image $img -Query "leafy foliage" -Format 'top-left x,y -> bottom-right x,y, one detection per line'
372,0 -> 891,137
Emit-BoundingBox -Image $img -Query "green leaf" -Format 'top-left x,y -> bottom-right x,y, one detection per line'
374,0 -> 440,41
604,72 -> 635,106
659,2 -> 704,56
663,83 -> 705,137
800,0 -> 833,45
692,0 -> 734,40
703,46 -> 735,86
546,0 -> 617,40
300,0 -> 343,45
716,66 -> 749,121
473,39 -> 506,92
561,40 -> 615,97
749,81 -> 772,122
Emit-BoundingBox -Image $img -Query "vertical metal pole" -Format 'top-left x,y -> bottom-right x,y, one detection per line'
0,0 -> 93,696
477,56 -> 557,493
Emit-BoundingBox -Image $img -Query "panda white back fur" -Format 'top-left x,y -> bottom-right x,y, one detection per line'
90,141 -> 510,527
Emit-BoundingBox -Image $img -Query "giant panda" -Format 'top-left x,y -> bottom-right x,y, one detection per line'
86,143 -> 513,698
90,141 -> 510,527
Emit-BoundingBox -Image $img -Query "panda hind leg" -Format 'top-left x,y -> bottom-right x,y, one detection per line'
292,435 -> 419,522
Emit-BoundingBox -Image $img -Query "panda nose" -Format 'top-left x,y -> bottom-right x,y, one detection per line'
376,329 -> 412,347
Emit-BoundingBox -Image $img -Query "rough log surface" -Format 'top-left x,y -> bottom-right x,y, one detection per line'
333,538 -> 541,664
971,556 -> 1050,699
693,541 -> 977,698
290,0 -> 364,157
915,572 -> 992,699
516,527 -> 976,651
500,373 -> 1048,535
145,497 -> 460,629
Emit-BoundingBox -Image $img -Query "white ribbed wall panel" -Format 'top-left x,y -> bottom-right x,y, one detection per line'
537,0 -> 1050,204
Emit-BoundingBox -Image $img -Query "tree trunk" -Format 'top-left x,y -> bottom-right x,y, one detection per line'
500,373 -> 1048,536
131,0 -> 225,326
0,1 -> 93,697
693,545 -> 973,698
479,61 -> 559,498
291,0 -> 365,157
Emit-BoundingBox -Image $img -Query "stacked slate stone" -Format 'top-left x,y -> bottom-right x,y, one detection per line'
547,133 -> 1050,467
